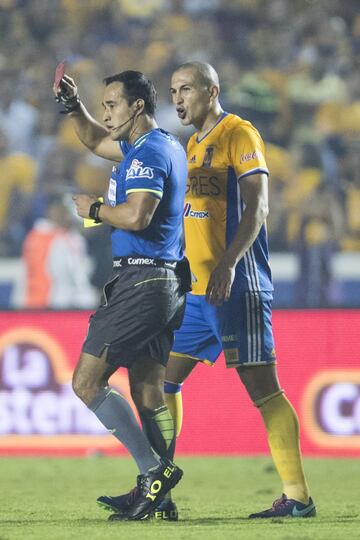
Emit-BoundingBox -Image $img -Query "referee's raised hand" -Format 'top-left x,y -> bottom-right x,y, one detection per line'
53,73 -> 81,113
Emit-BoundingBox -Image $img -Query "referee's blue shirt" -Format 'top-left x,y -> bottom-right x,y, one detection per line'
107,129 -> 187,261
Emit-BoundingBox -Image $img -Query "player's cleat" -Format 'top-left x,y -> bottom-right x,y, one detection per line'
99,490 -> 179,521
108,508 -> 150,522
153,499 -> 179,521
248,494 -> 316,518
97,485 -> 138,513
107,459 -> 183,521
121,461 -> 182,521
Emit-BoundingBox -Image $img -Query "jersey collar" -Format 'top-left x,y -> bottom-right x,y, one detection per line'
132,128 -> 160,148
196,111 -> 228,143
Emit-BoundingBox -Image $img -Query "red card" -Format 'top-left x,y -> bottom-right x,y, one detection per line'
54,61 -> 66,90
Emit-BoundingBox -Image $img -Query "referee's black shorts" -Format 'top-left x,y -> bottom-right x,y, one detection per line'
82,266 -> 186,368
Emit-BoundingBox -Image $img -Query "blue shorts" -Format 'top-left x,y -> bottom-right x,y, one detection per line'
172,291 -> 276,367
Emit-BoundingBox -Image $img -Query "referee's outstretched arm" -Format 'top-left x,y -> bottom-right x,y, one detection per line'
53,73 -> 124,163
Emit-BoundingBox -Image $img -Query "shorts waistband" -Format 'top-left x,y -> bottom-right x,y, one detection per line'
113,256 -> 177,269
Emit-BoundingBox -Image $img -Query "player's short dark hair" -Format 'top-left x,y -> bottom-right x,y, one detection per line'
103,71 -> 157,116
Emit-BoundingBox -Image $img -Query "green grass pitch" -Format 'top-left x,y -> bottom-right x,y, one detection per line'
0,456 -> 359,540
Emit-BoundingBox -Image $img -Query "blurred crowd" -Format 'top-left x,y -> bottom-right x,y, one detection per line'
0,0 -> 359,306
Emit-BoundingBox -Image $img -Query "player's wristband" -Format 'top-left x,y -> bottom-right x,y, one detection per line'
59,94 -> 81,114
89,201 -> 103,223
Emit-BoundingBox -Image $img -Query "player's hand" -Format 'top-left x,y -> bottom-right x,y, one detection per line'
53,74 -> 80,113
53,73 -> 78,100
72,194 -> 98,219
206,257 -> 236,305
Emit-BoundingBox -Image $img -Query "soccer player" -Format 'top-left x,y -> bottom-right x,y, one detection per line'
53,70 -> 191,521
165,61 -> 316,519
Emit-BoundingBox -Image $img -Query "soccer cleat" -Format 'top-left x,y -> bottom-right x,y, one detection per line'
97,485 -> 138,513
108,498 -> 179,522
153,499 -> 178,521
108,459 -> 183,521
248,494 -> 316,518
108,507 -> 149,522
98,489 -> 179,521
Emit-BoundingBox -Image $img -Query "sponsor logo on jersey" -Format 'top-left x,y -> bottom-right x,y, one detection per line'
189,155 -> 196,163
186,175 -> 221,197
202,146 -> 214,167
240,150 -> 261,164
183,203 -> 209,219
128,257 -> 155,265
126,159 -> 154,180
222,334 -> 238,343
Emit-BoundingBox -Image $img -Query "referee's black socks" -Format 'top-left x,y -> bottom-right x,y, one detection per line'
140,405 -> 176,461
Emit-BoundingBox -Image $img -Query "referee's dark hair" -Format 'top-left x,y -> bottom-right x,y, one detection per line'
103,71 -> 157,116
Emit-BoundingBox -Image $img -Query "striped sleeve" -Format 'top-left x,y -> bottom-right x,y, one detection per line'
124,148 -> 168,200
229,124 -> 269,180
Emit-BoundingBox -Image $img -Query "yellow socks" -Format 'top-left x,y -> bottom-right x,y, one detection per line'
164,381 -> 183,502
255,390 -> 310,503
164,381 -> 183,437
164,383 -> 310,503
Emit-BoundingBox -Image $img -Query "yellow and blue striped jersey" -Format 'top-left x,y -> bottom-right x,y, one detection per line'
184,112 -> 273,294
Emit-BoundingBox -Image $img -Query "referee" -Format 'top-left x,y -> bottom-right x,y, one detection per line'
54,70 -> 190,521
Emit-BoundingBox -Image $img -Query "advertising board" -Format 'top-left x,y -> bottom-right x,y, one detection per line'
0,310 -> 359,456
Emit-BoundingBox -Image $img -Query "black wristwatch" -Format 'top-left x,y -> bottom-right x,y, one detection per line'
89,201 -> 103,223
57,93 -> 81,114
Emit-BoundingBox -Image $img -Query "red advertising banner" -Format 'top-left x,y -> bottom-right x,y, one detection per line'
0,310 -> 359,457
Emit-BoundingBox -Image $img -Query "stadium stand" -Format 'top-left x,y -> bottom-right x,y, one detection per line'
0,0 -> 358,307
